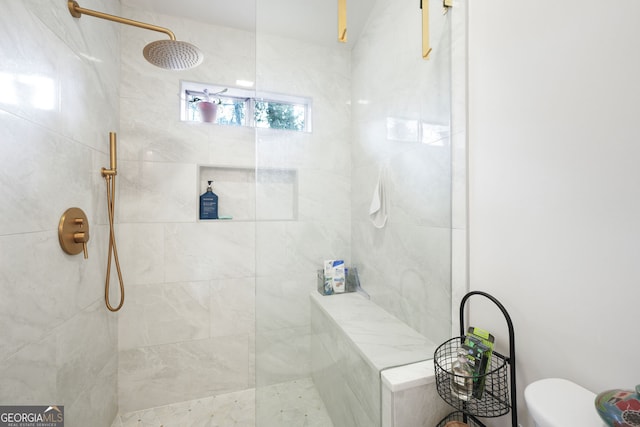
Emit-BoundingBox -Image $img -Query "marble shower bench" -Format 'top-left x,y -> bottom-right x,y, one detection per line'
310,292 -> 450,427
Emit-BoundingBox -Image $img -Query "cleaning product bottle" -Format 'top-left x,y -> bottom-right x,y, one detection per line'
450,347 -> 473,401
199,180 -> 218,220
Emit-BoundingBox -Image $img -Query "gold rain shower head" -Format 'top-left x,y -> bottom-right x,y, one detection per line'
68,0 -> 204,71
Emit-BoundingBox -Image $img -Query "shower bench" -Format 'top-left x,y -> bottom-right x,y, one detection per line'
310,291 -> 450,427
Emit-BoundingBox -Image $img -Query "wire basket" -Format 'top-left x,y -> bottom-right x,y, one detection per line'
434,337 -> 510,418
436,411 -> 486,427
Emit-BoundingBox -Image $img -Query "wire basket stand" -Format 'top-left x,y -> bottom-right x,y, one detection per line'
434,291 -> 518,427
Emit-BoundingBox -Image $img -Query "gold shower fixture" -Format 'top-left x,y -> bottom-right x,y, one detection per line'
338,0 -> 347,43
68,0 -> 203,70
58,207 -> 90,259
102,132 -> 125,312
421,0 -> 453,60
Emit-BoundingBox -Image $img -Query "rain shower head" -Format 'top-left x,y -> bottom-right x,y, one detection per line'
143,40 -> 203,71
68,0 -> 203,71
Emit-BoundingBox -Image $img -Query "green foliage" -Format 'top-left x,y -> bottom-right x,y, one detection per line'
255,101 -> 304,131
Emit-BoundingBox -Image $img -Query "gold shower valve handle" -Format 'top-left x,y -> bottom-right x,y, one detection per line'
58,207 -> 90,259
73,231 -> 90,259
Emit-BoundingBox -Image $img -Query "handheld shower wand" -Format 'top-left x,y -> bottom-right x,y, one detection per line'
102,132 -> 125,312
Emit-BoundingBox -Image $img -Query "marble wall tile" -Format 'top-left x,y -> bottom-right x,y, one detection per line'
114,223 -> 165,286
255,276 -> 314,332
349,118 -> 395,169
255,326 -> 311,387
57,301 -> 117,410
351,143 -> 452,230
256,35 -> 350,106
31,0 -> 120,147
119,97 -> 210,164
0,252 -> 117,415
388,143 -> 452,228
254,35 -> 351,178
118,281 -> 211,350
118,336 -> 250,413
256,220 -> 350,278
0,118 -> 93,236
118,160 -> 197,223
0,230 -> 98,360
385,382 -> 450,427
0,1 -> 120,425
164,222 -> 255,282
296,169 -> 351,223
255,129 -> 350,174
0,331 -> 57,404
67,354 -> 118,427
351,220 -> 451,342
310,302 -> 377,427
255,169 -> 297,221
211,277 -> 255,337
0,3 -> 76,135
208,125 -> 256,167
254,221 -> 288,276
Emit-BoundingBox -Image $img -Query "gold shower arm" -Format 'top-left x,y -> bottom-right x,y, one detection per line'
68,0 -> 176,41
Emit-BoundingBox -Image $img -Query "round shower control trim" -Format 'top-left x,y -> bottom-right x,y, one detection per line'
58,207 -> 90,259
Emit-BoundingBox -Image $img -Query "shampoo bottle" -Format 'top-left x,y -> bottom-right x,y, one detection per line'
199,180 -> 219,220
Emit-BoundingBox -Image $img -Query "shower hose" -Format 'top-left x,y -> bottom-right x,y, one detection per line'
104,171 -> 125,312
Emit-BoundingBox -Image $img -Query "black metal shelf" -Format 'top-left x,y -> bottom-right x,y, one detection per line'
435,337 -> 510,417
434,291 -> 518,427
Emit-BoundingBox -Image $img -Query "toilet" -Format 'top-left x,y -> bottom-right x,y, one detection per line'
524,378 -> 607,427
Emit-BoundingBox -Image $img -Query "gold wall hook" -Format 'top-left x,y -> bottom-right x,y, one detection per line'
443,0 -> 453,15
59,207 -> 90,259
338,0 -> 347,43
422,0 -> 432,59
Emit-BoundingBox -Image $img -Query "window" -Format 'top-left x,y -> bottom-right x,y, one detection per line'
181,81 -> 312,132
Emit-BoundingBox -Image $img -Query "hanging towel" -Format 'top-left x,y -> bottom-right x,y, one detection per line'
369,167 -> 388,228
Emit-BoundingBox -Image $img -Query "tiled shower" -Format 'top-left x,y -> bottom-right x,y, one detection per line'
0,0 -> 466,425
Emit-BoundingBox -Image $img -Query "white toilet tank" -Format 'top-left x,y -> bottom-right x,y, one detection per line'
524,378 -> 606,427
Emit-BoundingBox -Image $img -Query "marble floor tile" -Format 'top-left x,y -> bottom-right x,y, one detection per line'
112,378 -> 333,427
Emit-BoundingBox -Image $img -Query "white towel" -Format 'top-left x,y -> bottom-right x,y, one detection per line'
369,167 -> 388,228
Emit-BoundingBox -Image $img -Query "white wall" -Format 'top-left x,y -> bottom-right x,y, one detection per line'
0,1 -> 120,425
468,0 -> 640,425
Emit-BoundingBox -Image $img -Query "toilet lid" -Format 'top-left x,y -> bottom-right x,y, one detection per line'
525,378 -> 607,427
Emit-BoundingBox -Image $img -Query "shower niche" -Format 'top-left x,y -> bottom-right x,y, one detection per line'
198,165 -> 298,221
